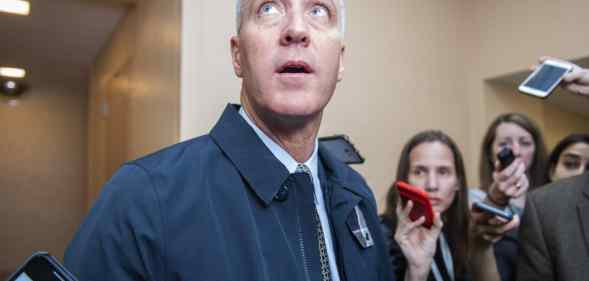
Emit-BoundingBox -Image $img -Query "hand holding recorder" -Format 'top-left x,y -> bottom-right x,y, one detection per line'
487,147 -> 529,207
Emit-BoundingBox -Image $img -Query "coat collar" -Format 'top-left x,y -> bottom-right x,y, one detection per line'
210,104 -> 290,206
209,104 -> 373,207
318,145 -> 373,201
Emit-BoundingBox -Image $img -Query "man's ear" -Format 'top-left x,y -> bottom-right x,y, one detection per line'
337,45 -> 345,82
230,36 -> 243,78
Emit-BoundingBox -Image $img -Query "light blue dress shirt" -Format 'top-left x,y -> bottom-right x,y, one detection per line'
239,107 -> 341,281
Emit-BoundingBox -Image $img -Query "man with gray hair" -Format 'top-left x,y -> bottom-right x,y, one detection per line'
64,0 -> 395,280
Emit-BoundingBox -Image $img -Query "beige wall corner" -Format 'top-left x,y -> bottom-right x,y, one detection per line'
180,0 -> 241,141
87,0 -> 181,206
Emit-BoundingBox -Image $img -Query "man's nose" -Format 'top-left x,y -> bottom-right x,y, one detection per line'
280,12 -> 310,47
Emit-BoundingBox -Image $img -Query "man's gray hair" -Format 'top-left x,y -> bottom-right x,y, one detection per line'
235,0 -> 346,36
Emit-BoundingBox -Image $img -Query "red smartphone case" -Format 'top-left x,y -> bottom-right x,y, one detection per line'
395,181 -> 434,228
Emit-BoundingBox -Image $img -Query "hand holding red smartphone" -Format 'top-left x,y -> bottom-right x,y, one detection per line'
395,181 -> 434,228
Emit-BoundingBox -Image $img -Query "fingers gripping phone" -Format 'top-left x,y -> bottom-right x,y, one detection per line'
7,252 -> 79,281
473,201 -> 514,221
497,147 -> 515,171
518,59 -> 573,98
395,181 -> 434,228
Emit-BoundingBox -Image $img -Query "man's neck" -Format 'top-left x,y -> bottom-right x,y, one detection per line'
241,101 -> 321,163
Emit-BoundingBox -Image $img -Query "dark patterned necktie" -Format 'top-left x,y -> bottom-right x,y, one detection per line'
292,164 -> 331,281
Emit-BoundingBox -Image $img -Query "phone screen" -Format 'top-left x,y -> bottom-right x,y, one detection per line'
522,63 -> 570,92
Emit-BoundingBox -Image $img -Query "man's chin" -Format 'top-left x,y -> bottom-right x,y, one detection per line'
269,101 -> 323,118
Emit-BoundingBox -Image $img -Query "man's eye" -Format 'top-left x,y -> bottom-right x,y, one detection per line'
259,2 -> 280,15
310,5 -> 329,17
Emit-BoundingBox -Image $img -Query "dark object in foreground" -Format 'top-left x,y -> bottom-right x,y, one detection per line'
6,252 -> 78,281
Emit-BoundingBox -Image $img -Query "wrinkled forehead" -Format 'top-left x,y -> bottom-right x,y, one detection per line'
236,0 -> 346,34
238,0 -> 341,9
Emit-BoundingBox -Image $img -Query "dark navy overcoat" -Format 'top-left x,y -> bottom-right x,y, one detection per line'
64,104 -> 394,281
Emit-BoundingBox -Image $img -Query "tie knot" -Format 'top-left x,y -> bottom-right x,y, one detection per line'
295,164 -> 311,174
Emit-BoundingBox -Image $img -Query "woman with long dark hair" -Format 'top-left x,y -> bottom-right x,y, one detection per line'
475,113 -> 548,216
381,130 -> 517,281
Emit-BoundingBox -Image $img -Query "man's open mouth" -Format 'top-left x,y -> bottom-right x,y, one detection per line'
277,61 -> 313,74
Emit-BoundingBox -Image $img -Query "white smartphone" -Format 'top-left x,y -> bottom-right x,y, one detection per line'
518,59 -> 573,98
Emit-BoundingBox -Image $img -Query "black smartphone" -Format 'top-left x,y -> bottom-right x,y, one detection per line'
472,201 -> 514,221
6,252 -> 79,281
318,135 -> 365,164
497,147 -> 515,171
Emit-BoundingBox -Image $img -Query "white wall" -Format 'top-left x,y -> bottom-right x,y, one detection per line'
87,0 -> 181,205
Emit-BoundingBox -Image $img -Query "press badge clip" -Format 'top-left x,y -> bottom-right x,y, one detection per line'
348,206 -> 374,248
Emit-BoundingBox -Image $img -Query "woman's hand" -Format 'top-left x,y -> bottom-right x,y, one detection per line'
487,158 -> 529,207
470,207 -> 520,246
538,57 -> 589,96
468,208 -> 519,281
394,200 -> 443,281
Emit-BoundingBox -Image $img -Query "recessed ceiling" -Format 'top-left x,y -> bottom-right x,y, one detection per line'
0,0 -> 128,84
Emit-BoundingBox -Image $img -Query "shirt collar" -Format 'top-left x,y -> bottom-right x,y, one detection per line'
239,107 -> 318,177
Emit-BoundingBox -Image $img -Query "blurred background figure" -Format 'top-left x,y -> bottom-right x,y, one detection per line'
474,113 -> 548,216
545,133 -> 589,182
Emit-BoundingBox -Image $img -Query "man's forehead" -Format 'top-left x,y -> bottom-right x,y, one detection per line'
243,0 -> 339,8
236,0 -> 346,35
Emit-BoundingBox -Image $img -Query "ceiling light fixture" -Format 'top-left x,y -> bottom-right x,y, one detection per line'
0,0 -> 30,16
6,80 -> 16,89
0,79 -> 27,96
0,67 -> 26,78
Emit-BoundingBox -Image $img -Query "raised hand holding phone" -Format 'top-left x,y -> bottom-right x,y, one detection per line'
538,56 -> 589,97
519,59 -> 573,98
487,151 -> 529,207
394,197 -> 443,281
473,201 -> 513,221
395,181 -> 434,228
470,203 -> 520,244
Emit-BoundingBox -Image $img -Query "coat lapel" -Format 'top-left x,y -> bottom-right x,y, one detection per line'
319,147 -> 380,281
209,104 -> 289,206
